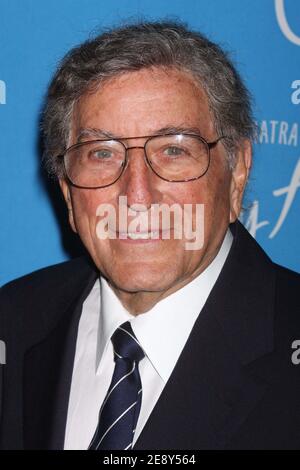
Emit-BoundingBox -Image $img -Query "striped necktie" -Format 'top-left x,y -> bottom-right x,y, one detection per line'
88,321 -> 145,450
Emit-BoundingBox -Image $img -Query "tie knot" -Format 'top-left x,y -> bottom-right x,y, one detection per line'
111,321 -> 145,363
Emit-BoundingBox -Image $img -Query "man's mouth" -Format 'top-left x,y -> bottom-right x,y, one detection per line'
117,230 -> 165,240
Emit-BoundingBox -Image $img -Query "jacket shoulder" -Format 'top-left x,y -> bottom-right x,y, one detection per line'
0,257 -> 97,322
272,263 -> 300,354
1,257 -> 94,297
274,261 -> 300,310
0,256 -> 98,347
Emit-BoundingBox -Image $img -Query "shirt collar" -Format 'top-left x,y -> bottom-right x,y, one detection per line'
97,229 -> 233,382
97,276 -> 132,370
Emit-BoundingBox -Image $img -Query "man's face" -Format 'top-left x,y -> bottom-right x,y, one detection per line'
60,67 -> 251,302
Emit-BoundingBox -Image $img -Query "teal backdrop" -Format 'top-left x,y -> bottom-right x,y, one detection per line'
0,0 -> 299,285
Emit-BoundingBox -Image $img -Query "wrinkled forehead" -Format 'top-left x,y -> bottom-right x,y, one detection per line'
70,67 -> 215,144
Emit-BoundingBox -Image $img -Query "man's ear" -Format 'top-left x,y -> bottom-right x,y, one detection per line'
229,140 -> 252,223
59,178 -> 77,233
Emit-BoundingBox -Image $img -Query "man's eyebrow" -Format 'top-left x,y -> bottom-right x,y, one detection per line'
77,128 -> 117,141
76,126 -> 203,142
154,126 -> 202,137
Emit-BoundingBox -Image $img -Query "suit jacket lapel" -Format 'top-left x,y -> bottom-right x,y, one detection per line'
23,258 -> 98,450
134,221 -> 276,449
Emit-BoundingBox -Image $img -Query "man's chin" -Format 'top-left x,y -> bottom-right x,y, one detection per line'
105,271 -> 175,295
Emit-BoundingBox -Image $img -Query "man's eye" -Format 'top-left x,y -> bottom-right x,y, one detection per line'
90,149 -> 113,159
163,146 -> 186,156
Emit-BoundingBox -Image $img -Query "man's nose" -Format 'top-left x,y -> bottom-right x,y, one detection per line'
121,147 -> 162,209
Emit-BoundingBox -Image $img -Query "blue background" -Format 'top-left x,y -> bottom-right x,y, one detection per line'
0,0 -> 299,285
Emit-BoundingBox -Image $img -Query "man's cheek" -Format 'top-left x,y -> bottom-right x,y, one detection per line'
71,194 -> 97,225
71,204 -> 97,241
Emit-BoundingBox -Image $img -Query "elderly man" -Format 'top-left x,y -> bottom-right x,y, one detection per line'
0,21 -> 300,450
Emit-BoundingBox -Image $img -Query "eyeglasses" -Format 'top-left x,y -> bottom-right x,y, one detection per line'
57,133 -> 226,189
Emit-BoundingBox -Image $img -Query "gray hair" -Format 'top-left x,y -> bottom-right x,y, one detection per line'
43,20 -> 256,177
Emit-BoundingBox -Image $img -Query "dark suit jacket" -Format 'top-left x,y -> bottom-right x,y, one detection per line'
0,221 -> 300,450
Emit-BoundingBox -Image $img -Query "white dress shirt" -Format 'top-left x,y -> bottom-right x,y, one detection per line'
64,229 -> 233,450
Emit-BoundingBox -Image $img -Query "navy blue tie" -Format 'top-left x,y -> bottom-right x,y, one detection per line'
88,321 -> 145,450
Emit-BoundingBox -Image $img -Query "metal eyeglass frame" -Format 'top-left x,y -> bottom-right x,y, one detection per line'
57,133 -> 227,189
